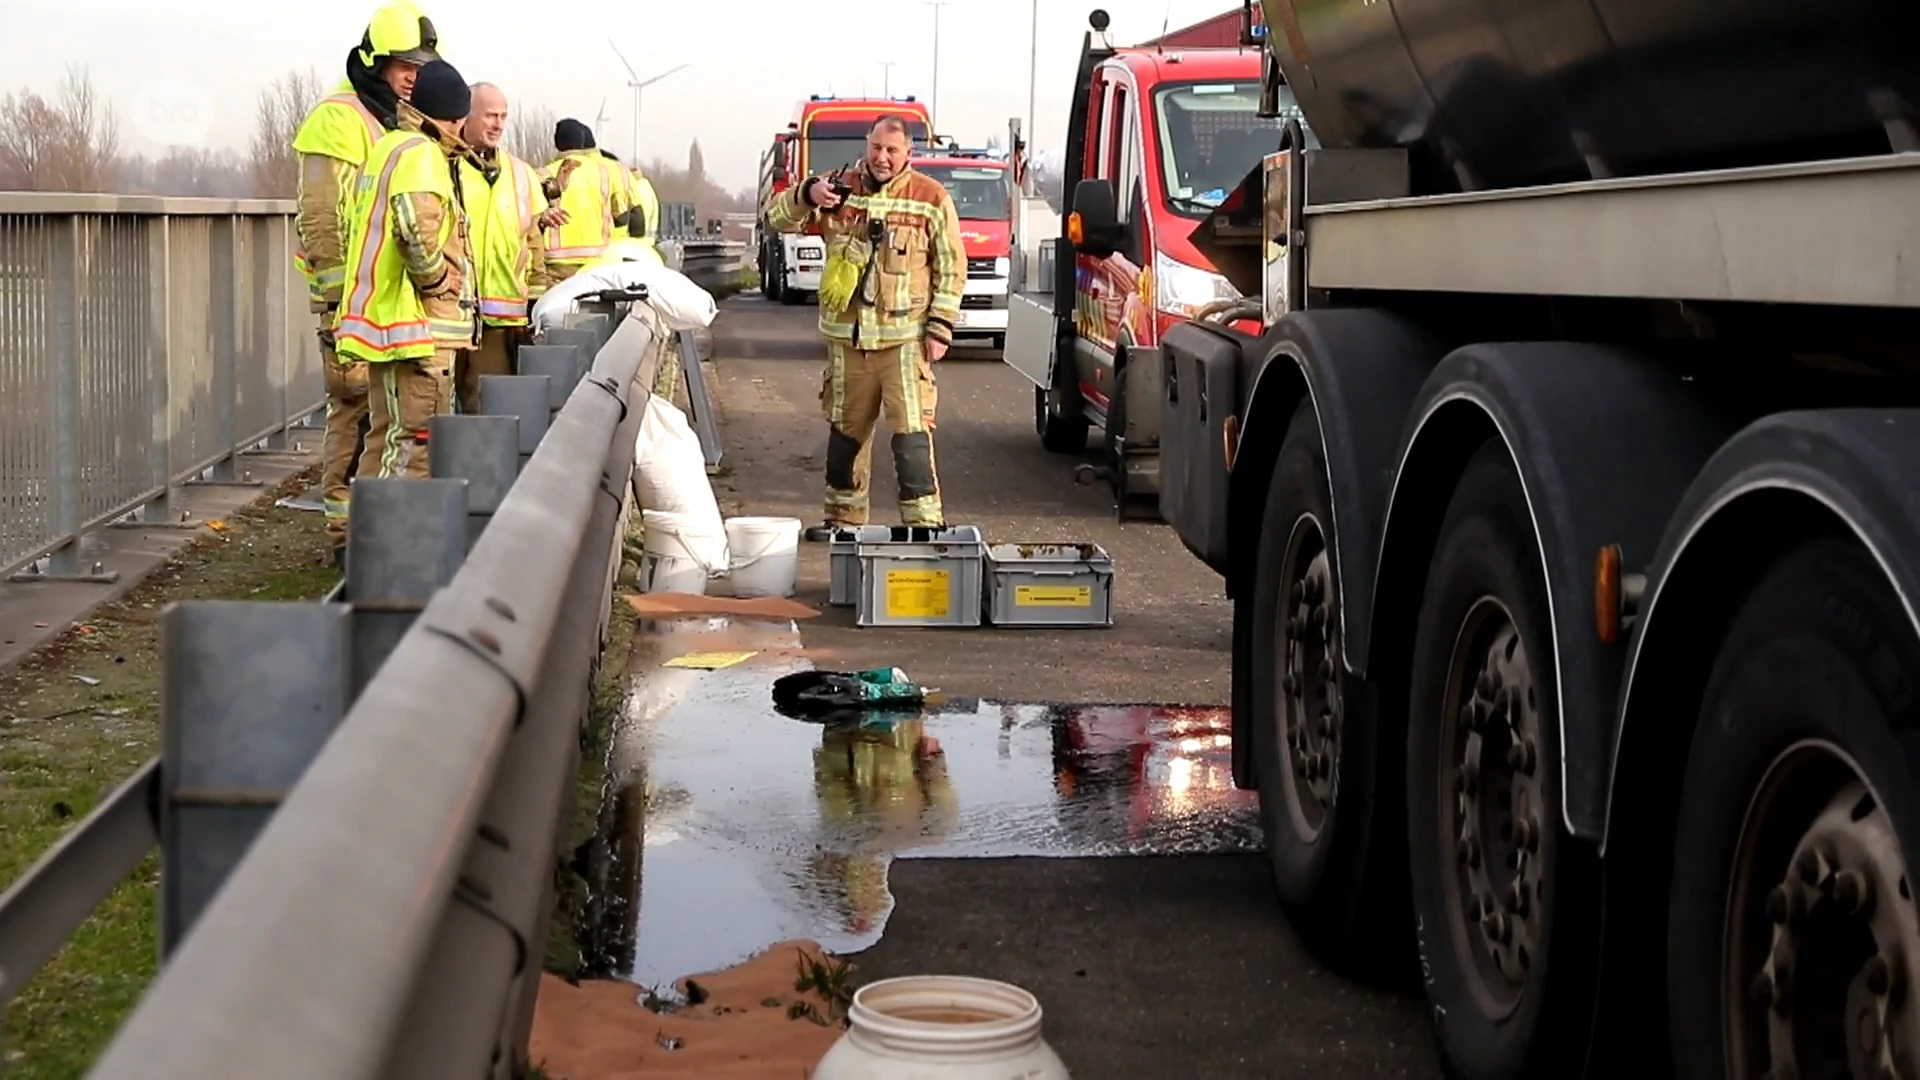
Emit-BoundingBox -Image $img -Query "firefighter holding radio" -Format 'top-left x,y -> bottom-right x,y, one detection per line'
763,114 -> 967,540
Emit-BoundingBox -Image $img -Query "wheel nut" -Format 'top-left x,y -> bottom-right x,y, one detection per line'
1291,581 -> 1303,603
1513,817 -> 1537,852
1764,884 -> 1801,925
1506,739 -> 1536,774
1458,836 -> 1481,868
1317,657 -> 1335,681
1833,869 -> 1872,915
1307,607 -> 1325,631
1283,673 -> 1299,696
1749,970 -> 1776,1007
1796,848 -> 1825,886
1483,911 -> 1510,942
1317,710 -> 1334,737
1507,879 -> 1530,916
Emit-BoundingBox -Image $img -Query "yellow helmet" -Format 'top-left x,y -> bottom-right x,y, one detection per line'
360,2 -> 439,67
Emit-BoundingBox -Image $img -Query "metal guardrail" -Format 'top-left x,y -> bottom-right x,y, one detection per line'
662,239 -> 749,292
0,299 -> 658,1078
0,193 -> 323,584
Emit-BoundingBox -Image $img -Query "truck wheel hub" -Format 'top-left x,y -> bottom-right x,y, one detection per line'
1277,514 -> 1338,839
1732,752 -> 1920,1079
1445,600 -> 1545,1009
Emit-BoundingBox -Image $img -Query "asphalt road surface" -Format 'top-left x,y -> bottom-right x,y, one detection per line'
692,294 -> 1441,1078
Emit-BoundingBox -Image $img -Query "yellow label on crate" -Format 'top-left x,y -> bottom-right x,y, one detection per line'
885,569 -> 951,618
1014,584 -> 1093,607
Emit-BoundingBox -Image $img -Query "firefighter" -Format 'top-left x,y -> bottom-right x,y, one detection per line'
630,162 -> 661,251
291,1 -> 439,567
764,114 -> 966,539
453,82 -> 555,416
542,120 -> 639,281
333,60 -> 477,491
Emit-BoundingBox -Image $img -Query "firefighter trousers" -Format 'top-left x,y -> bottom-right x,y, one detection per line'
819,338 -> 942,526
319,323 -> 370,551
355,351 -> 458,488
456,327 -> 519,415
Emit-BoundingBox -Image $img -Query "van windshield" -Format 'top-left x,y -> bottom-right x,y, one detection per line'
913,163 -> 1011,220
1151,80 -> 1311,216
802,116 -> 932,176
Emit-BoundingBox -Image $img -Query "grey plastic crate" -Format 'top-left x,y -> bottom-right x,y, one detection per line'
854,525 -> 986,628
828,525 -> 897,607
984,542 -> 1115,627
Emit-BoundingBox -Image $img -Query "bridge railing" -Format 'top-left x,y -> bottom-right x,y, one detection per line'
0,195 -> 663,1073
0,193 -> 322,583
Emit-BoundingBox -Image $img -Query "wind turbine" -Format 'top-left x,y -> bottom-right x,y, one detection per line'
593,97 -> 610,146
608,40 -> 690,163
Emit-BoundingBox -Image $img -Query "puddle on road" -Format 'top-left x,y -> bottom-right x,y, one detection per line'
574,613 -> 1261,992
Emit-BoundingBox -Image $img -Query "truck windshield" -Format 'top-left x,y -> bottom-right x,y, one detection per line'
803,116 -> 932,176
1152,80 -> 1310,216
912,163 -> 1011,220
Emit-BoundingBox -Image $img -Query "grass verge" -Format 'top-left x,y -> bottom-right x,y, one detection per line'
0,468 -> 335,1078
543,568 -> 639,980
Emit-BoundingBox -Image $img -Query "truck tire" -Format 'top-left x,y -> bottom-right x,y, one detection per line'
766,250 -> 785,304
1250,398 -> 1409,973
1036,385 -> 1090,453
1405,441 -> 1601,1079
1667,537 -> 1920,1080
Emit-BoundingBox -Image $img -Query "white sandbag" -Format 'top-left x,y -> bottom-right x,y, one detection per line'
630,394 -> 726,531
530,259 -> 718,333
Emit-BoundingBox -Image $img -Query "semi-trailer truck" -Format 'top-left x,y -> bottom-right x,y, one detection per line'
1050,2 -> 1920,1077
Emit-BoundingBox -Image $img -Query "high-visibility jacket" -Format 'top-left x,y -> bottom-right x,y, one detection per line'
334,130 -> 475,361
290,90 -> 386,306
632,172 -> 660,243
542,150 -> 630,265
458,151 -> 549,326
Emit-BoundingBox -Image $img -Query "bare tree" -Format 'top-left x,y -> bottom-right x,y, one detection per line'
0,64 -> 120,192
504,103 -> 557,165
250,68 -> 323,198
121,147 -> 252,197
686,138 -> 705,182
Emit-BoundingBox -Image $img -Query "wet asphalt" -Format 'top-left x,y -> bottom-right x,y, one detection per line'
614,295 -> 1440,1078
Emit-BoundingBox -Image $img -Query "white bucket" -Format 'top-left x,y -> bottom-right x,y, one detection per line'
640,509 -> 729,595
724,516 -> 802,598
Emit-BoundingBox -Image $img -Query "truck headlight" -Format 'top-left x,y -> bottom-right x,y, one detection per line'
1152,250 -> 1239,318
993,256 -> 1010,277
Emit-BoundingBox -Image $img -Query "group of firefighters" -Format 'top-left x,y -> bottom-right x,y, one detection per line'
295,1 -> 664,567
298,2 -> 991,564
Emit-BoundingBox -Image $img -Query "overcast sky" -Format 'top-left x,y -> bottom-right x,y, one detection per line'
6,0 -> 1251,190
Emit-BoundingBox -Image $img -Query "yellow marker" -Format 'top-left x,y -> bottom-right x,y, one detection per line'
663,650 -> 758,670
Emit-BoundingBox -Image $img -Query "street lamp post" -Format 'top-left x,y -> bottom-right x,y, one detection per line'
1028,0 -> 1038,145
879,60 -> 898,98
925,0 -> 949,132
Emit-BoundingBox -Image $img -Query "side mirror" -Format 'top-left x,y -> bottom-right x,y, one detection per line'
1068,177 -> 1121,259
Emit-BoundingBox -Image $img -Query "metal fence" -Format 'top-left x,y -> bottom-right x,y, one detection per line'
661,239 -> 748,291
0,194 -> 323,583
0,298 -> 659,1078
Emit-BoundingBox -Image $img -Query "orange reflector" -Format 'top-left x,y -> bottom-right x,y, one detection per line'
1595,543 -> 1622,644
1066,212 -> 1085,246
1222,414 -> 1239,472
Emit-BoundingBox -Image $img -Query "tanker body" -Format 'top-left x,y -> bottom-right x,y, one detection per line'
1061,1 -> 1920,1077
1265,0 -> 1920,194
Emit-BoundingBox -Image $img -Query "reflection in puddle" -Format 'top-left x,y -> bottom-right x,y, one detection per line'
586,622 -> 1259,990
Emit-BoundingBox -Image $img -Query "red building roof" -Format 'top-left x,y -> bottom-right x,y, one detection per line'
1135,6 -> 1263,49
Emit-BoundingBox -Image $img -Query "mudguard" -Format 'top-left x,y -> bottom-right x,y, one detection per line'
1224,309 -> 1441,786
1603,409 -> 1920,851
1366,343 -> 1738,839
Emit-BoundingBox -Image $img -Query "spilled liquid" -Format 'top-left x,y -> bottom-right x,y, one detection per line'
577,616 -> 1260,992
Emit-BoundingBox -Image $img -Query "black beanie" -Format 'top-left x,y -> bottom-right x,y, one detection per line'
410,60 -> 470,122
555,118 -> 595,151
